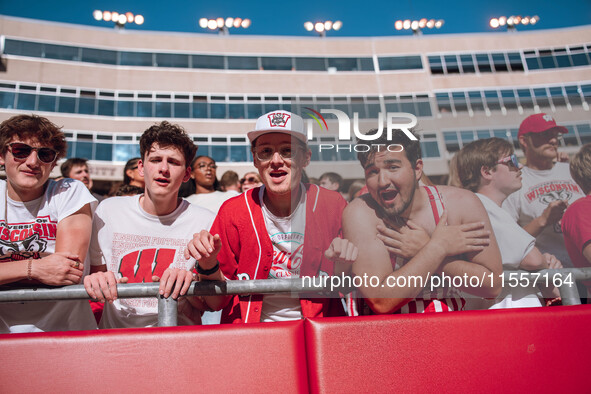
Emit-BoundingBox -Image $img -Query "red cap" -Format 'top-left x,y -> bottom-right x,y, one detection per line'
518,113 -> 568,138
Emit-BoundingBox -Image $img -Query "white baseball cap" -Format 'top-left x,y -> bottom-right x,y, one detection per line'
247,110 -> 307,145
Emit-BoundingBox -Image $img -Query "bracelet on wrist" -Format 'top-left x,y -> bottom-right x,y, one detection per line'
196,261 -> 220,276
27,259 -> 33,281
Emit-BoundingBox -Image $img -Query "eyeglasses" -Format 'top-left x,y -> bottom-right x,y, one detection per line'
497,154 -> 520,169
240,176 -> 259,184
196,163 -> 217,171
254,144 -> 299,161
7,142 -> 57,164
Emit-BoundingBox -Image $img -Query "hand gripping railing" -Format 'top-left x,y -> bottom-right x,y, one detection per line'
0,268 -> 590,326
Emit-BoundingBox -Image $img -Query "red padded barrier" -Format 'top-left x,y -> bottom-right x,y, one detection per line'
305,305 -> 591,393
0,321 -> 308,394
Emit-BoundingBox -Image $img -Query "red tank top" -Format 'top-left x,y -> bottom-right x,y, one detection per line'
347,186 -> 466,316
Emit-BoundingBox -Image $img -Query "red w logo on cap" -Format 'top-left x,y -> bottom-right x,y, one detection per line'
268,112 -> 290,127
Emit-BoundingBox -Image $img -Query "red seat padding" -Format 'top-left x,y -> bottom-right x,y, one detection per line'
0,320 -> 308,393
305,305 -> 591,393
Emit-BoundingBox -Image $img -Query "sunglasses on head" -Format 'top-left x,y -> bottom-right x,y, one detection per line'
7,142 -> 58,164
497,154 -> 520,169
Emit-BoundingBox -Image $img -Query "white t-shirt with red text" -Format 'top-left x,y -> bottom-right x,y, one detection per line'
90,195 -> 214,328
503,162 -> 584,267
260,185 -> 306,322
0,179 -> 98,333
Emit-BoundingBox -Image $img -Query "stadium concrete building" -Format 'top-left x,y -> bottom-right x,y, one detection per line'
1,16 -> 590,189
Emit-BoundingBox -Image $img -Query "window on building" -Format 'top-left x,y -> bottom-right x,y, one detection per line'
78,97 -> 96,115
38,95 -> 56,112
173,102 -> 190,118
476,54 -> 492,72
428,55 -> 444,74
81,48 -> 117,65
492,53 -> 508,72
436,92 -> 452,114
57,96 -> 76,113
136,101 -> 153,117
443,131 -> 460,152
44,44 -> 79,61
117,101 -> 135,117
16,93 -> 36,110
120,52 -> 153,66
294,57 -> 326,71
565,85 -> 583,106
577,124 -> 591,144
460,54 -> 475,73
484,90 -> 501,111
468,91 -> 485,112
261,57 -> 293,70
507,52 -> 524,71
517,89 -> 534,109
156,53 -> 189,68
98,100 -> 115,116
227,56 -> 258,70
328,58 -> 358,71
533,87 -> 551,108
155,101 -> 172,117
192,55 -> 225,69
379,56 -> 422,71
501,89 -> 518,110
539,50 -> 556,69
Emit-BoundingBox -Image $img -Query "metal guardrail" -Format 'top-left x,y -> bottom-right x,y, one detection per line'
0,269 -> 589,326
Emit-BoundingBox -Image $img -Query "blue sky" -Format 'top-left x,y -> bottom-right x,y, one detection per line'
1,0 -> 590,37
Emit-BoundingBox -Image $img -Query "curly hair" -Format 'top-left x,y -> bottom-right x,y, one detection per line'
0,114 -> 67,160
139,121 -> 197,167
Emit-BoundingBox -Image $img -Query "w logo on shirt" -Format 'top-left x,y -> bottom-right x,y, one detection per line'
118,248 -> 176,283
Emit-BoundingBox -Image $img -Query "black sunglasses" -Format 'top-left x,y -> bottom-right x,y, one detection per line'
8,142 -> 58,164
241,176 -> 258,183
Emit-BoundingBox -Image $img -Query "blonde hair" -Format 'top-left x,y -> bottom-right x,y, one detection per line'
570,143 -> 591,194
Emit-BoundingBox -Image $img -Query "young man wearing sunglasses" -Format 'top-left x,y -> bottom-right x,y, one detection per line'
185,110 -> 357,323
456,137 -> 562,309
0,114 -> 98,333
503,114 -> 585,268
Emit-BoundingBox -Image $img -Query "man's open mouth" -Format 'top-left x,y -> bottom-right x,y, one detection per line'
270,170 -> 288,178
380,189 -> 398,203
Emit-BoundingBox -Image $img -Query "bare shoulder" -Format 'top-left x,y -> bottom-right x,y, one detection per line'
343,195 -> 382,235
437,185 -> 487,225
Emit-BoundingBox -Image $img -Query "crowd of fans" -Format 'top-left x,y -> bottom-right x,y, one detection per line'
0,110 -> 589,333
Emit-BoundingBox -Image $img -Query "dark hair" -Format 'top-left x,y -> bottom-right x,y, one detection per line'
114,184 -> 144,197
123,157 -> 141,185
139,121 -> 197,167
60,158 -> 88,178
356,128 -> 421,169
456,137 -> 514,193
190,155 -> 221,191
0,114 -> 67,160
